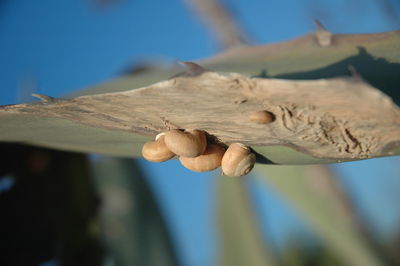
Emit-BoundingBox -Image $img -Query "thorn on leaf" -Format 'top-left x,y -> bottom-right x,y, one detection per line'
32,93 -> 56,103
179,61 -> 205,75
313,19 -> 333,47
348,65 -> 363,81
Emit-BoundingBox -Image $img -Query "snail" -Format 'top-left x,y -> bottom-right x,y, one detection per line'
179,143 -> 225,172
142,133 -> 175,162
221,143 -> 256,177
164,129 -> 207,158
249,110 -> 275,124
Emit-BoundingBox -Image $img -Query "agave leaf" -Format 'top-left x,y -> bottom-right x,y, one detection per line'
91,157 -> 179,266
1,30 -> 400,164
256,165 -> 383,266
78,30 -> 400,105
216,176 -> 277,266
0,115 -> 149,157
1,69 -> 399,164
205,30 -> 400,78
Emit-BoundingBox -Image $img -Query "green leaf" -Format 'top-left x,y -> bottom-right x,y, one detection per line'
0,115 -> 149,157
91,157 -> 179,266
1,30 -> 399,164
80,30 -> 400,104
216,176 -> 277,266
255,165 -> 383,266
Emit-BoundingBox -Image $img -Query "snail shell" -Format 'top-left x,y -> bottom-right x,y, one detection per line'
179,143 -> 225,172
142,133 -> 175,162
164,129 -> 207,158
249,110 -> 275,124
221,143 -> 256,177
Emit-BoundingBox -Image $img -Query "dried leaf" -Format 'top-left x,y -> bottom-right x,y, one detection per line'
1,71 -> 399,164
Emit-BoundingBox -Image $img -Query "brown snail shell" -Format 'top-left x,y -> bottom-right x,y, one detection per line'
221,143 -> 256,177
164,129 -> 207,158
249,110 -> 275,124
179,144 -> 225,172
142,133 -> 175,162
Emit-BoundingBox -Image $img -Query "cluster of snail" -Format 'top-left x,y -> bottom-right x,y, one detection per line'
142,129 -> 256,177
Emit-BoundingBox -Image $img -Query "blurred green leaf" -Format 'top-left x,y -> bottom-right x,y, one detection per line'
256,165 -> 384,266
216,176 -> 277,266
280,238 -> 341,266
90,157 -> 179,266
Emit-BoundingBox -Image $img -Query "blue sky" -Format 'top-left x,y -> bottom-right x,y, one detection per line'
1,0 -> 400,265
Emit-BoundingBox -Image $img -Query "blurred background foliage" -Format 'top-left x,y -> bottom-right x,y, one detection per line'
0,0 -> 400,265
